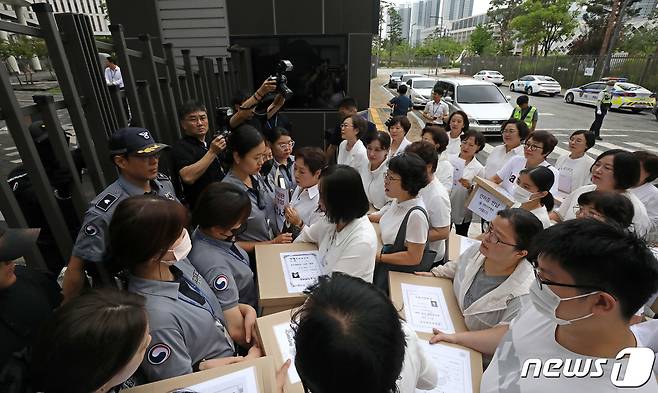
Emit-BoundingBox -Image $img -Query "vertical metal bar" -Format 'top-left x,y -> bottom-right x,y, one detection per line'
158,77 -> 182,143
194,72 -> 203,103
205,57 -> 219,110
226,57 -> 236,96
0,64 -> 73,263
216,57 -> 227,105
107,85 -> 129,128
196,56 -> 215,132
136,80 -> 161,142
178,75 -> 190,101
33,2 -> 107,192
182,49 -> 197,100
224,70 -> 233,100
109,24 -> 146,128
33,94 -> 87,219
138,34 -> 171,141
163,43 -> 183,108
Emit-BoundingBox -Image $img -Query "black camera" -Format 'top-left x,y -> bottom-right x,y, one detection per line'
213,106 -> 232,139
268,60 -> 294,101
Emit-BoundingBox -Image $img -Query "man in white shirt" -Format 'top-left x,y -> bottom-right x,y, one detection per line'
104,57 -> 124,89
430,219 -> 658,392
422,90 -> 449,126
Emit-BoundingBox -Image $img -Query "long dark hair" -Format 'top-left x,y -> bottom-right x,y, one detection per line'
519,166 -> 555,211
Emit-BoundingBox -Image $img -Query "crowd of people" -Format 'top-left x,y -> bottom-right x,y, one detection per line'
3,79 -> 658,393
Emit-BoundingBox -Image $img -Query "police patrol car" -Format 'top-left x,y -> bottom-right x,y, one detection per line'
564,77 -> 656,113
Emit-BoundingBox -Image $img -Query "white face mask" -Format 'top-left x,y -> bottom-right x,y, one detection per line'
529,282 -> 599,325
161,229 -> 192,266
511,183 -> 534,204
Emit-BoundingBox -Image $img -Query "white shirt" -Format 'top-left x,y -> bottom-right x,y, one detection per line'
359,159 -> 391,210
295,215 -> 377,282
423,100 -> 449,125
435,152 -> 454,193
630,319 -> 658,376
631,182 -> 658,239
388,137 -> 412,159
418,178 -> 451,261
481,305 -> 658,393
104,65 -> 124,88
289,184 -> 323,227
529,206 -> 552,229
337,139 -> 369,173
497,155 -> 559,196
377,197 -> 429,245
446,135 -> 461,155
397,321 -> 438,393
484,144 -> 524,179
558,184 -> 651,237
555,154 -> 594,197
448,154 -> 485,224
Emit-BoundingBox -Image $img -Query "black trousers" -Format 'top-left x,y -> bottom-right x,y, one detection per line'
589,104 -> 610,138
454,221 -> 471,237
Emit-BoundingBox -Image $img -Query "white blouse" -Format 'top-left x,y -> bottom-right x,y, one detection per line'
388,137 -> 412,159
446,135 -> 461,155
360,159 -> 391,210
337,139 -> 369,173
554,154 -> 594,197
529,206 -> 552,229
435,152 -> 454,193
484,144 -> 524,180
376,197 -> 429,246
290,184 -> 323,227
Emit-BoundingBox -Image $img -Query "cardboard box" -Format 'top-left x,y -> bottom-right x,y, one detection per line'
123,356 -> 276,393
465,176 -> 515,222
256,243 -> 317,316
388,271 -> 483,392
447,232 -> 482,261
256,309 -> 305,393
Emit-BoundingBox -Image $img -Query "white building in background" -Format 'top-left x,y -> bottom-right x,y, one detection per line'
0,0 -> 109,35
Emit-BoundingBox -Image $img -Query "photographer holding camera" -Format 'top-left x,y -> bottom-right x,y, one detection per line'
171,101 -> 226,208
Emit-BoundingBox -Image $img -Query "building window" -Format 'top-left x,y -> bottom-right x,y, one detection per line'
96,15 -> 102,30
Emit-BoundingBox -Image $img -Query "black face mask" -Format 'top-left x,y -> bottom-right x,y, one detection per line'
223,222 -> 247,243
260,159 -> 274,176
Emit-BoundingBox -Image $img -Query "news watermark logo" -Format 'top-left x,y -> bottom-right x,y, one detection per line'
521,347 -> 656,387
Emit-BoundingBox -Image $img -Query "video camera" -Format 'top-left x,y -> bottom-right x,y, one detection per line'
213,106 -> 232,139
268,60 -> 294,101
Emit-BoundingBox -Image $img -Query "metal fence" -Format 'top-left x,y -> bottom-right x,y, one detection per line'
461,55 -> 658,92
0,3 -> 250,270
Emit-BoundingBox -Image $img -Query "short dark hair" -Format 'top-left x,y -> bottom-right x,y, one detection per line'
31,289 -> 148,393
320,165 -> 369,224
363,131 -> 392,150
106,56 -> 114,64
292,273 -> 406,393
496,208 -> 544,254
577,190 -> 634,229
500,119 -> 530,141
633,150 -> 658,184
528,130 -> 558,156
388,115 -> 411,133
570,130 -> 596,150
231,90 -> 251,107
447,110 -> 470,132
263,126 -> 290,145
519,166 -> 555,211
530,219 -> 658,319
421,125 -> 449,154
344,114 -> 368,139
405,141 -> 439,173
397,84 -> 408,95
193,182 -> 251,230
460,129 -> 486,153
178,100 -> 207,122
387,153 -> 429,197
516,95 -> 529,105
109,195 -> 188,271
295,147 -> 327,174
228,124 -> 265,164
592,149 -> 640,190
338,97 -> 358,110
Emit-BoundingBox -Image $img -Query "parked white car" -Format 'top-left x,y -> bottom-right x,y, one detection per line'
564,79 -> 656,113
473,70 -> 504,86
388,70 -> 409,88
406,77 -> 437,108
509,75 -> 562,96
399,73 -> 424,87
433,78 -> 514,136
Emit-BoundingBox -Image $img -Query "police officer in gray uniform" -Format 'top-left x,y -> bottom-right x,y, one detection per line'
109,195 -> 260,382
61,127 -> 178,300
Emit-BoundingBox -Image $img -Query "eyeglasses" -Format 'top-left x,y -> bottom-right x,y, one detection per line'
524,143 -> 543,152
502,128 -> 518,135
532,264 -> 607,292
277,141 -> 295,150
184,115 -> 207,123
383,171 -> 402,182
482,221 -> 518,247
340,123 -> 353,128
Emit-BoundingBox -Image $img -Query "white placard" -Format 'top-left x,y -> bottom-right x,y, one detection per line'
459,237 -> 481,256
416,341 -> 473,393
185,365 -> 259,393
274,185 -> 290,231
401,283 -> 455,334
280,251 -> 323,294
466,187 -> 507,222
584,67 -> 594,77
449,156 -> 466,188
273,322 -> 301,384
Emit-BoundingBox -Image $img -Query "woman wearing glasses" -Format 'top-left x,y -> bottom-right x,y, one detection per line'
574,190 -> 634,229
222,125 -> 292,255
484,120 -> 528,180
360,131 -> 392,210
283,147 -> 326,233
551,149 -> 650,237
263,127 -> 296,193
492,130 -> 560,196
417,208 -> 543,332
337,115 -> 369,173
554,130 -> 595,198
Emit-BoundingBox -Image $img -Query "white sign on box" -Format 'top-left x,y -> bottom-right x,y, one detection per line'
273,322 -> 301,384
280,251 -> 324,294
182,365 -> 259,393
401,283 -> 455,334
416,341 -> 473,393
467,186 -> 508,222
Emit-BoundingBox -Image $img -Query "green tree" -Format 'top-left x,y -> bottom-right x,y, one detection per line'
373,0 -> 394,57
569,0 -> 639,55
510,0 -> 577,56
386,7 -> 403,65
416,36 -> 464,60
619,25 -> 658,55
487,0 -> 523,54
469,25 -> 495,55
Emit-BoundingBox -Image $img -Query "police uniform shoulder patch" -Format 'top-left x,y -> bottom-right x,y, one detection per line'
84,224 -> 98,237
213,274 -> 229,291
156,172 -> 170,181
95,193 -> 118,212
147,343 -> 171,365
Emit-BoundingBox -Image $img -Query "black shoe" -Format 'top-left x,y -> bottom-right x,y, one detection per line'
595,136 -> 602,140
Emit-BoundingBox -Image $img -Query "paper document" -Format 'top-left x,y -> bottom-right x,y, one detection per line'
280,251 -> 323,293
274,185 -> 290,231
459,237 -> 481,257
401,283 -> 455,334
182,365 -> 259,393
416,341 -> 473,393
273,322 -> 301,384
449,156 -> 466,188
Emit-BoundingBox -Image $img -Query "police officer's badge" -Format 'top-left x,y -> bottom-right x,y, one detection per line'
165,192 -> 175,201
147,343 -> 171,365
84,224 -> 98,237
95,193 -> 118,212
